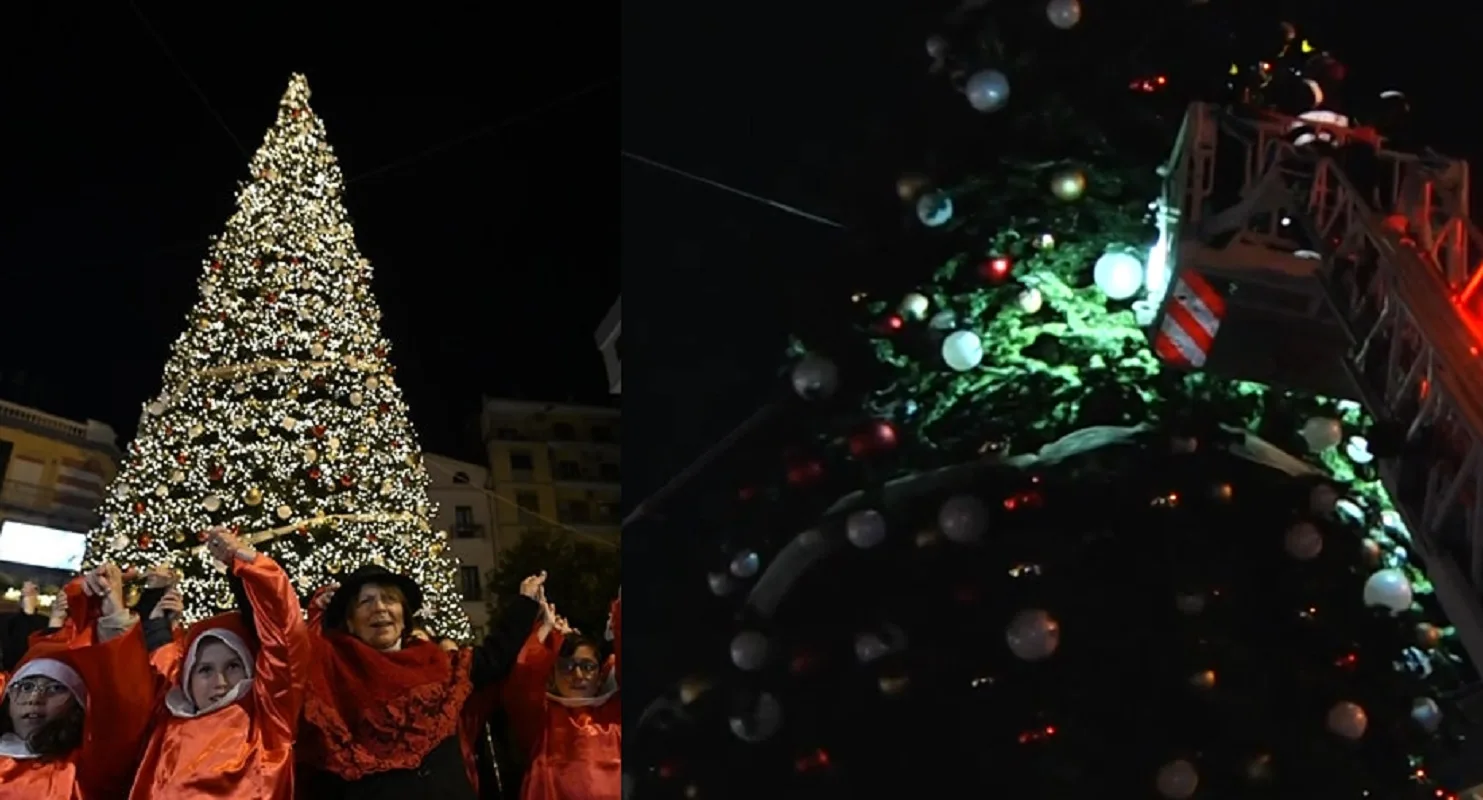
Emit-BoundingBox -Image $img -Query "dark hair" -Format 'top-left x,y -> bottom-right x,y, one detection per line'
557,634 -> 605,661
0,696 -> 84,758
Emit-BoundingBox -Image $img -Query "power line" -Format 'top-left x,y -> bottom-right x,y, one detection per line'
621,151 -> 846,229
126,2 -> 248,158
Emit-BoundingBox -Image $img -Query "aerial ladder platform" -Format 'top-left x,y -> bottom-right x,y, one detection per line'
1151,102 -> 1483,681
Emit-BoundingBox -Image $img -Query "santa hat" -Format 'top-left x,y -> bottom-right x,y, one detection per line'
8,658 -> 87,707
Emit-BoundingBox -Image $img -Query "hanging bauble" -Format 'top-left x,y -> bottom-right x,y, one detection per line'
1344,435 -> 1373,464
1326,700 -> 1368,739
1045,0 -> 1082,29
1411,697 -> 1443,733
707,571 -> 738,596
730,631 -> 769,671
924,34 -> 949,59
1017,287 -> 1043,314
349,391 -> 364,406
938,494 -> 989,543
110,534 -> 129,551
1005,609 -> 1060,661
1155,760 -> 1199,799
790,354 -> 839,401
138,534 -> 153,548
895,173 -> 931,202
848,421 -> 898,458
899,292 -> 930,321
133,501 -> 146,514
1300,417 -> 1343,452
147,401 -> 166,416
276,504 -> 293,520
1093,252 -> 1144,300
1363,568 -> 1412,613
915,190 -> 954,227
845,509 -> 887,549
730,550 -> 761,579
1416,622 -> 1443,649
729,691 -> 782,743
203,494 -> 222,512
154,484 -> 168,498
941,330 -> 984,372
244,487 -> 263,506
854,632 -> 891,664
1049,168 -> 1086,201
188,424 -> 203,438
965,69 -> 1011,112
1283,522 -> 1323,560
310,343 -> 325,358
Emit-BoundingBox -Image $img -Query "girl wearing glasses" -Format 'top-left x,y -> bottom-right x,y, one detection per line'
0,564 -> 156,799
502,585 -> 621,800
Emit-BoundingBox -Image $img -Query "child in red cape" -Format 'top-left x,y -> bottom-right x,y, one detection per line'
0,564 -> 155,799
501,589 -> 621,800
128,528 -> 310,800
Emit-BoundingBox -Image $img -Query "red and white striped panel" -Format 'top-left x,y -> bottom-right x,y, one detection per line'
1154,271 -> 1226,369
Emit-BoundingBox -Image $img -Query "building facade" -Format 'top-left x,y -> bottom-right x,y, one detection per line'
596,297 -> 621,395
423,453 -> 498,637
0,398 -> 119,534
479,398 -> 620,561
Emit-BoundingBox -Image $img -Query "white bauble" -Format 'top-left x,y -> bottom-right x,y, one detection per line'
899,292 -> 931,321
707,571 -> 738,596
1411,697 -> 1443,733
203,494 -> 222,512
729,691 -> 783,743
965,69 -> 1011,112
1283,522 -> 1323,560
790,354 -> 839,401
941,330 -> 984,372
1326,700 -> 1368,739
845,509 -> 888,549
1301,417 -> 1343,452
938,494 -> 989,543
1363,568 -> 1413,613
729,630 -> 770,671
1093,252 -> 1144,300
1005,609 -> 1060,661
1017,287 -> 1044,314
730,550 -> 761,578
916,191 -> 954,227
1345,435 -> 1374,464
854,632 -> 890,664
1045,0 -> 1083,29
925,34 -> 949,59
1155,759 -> 1199,799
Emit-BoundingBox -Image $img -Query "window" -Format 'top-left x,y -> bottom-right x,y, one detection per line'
599,462 -> 621,482
460,566 -> 483,601
556,460 -> 582,480
454,506 -> 478,537
552,422 -> 576,440
560,500 -> 591,523
508,450 -> 534,472
590,425 -> 613,443
452,472 -> 470,484
516,491 -> 541,523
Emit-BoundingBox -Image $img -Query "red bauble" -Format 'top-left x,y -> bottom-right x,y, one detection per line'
197,530 -> 209,542
339,474 -> 354,487
209,465 -> 224,481
308,467 -> 322,480
881,314 -> 905,333
133,501 -> 145,514
848,420 -> 899,458
210,260 -> 222,272
785,459 -> 824,486
374,347 -> 386,358
979,256 -> 1012,281
138,535 -> 153,548
312,425 -> 327,438
176,453 -> 188,465
265,292 -> 278,304
377,403 -> 390,414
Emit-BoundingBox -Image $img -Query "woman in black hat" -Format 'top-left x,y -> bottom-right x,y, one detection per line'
296,563 -> 544,798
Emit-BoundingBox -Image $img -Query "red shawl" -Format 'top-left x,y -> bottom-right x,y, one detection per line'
300,629 -> 474,780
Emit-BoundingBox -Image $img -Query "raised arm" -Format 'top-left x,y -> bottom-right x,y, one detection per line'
469,572 -> 545,689
501,617 -> 560,755
207,528 -> 310,748
72,623 -> 157,796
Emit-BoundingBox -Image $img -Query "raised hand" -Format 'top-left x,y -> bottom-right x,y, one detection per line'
47,591 -> 68,629
204,528 -> 256,564
519,571 -> 547,601
312,582 -> 340,611
19,581 -> 39,616
143,565 -> 179,589
151,587 -> 184,621
554,614 -> 577,636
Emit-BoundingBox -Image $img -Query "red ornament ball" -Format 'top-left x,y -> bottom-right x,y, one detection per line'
339,474 -> 354,488
138,535 -> 153,548
133,502 -> 146,514
979,256 -> 1012,281
308,467 -> 322,480
312,425 -> 327,438
786,459 -> 825,486
848,420 -> 899,458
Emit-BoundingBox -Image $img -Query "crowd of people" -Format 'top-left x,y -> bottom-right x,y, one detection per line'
0,528 -> 620,799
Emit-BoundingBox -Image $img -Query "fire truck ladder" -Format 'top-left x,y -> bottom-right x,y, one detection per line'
1157,103 -> 1483,668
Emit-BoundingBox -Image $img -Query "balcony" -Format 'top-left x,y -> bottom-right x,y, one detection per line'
452,521 -> 485,539
0,480 -> 100,529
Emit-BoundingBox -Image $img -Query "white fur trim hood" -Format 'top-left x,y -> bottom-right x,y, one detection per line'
164,628 -> 255,718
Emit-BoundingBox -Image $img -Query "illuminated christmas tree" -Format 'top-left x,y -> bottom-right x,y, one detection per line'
87,74 -> 469,640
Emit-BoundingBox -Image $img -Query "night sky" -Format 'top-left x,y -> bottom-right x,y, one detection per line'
1,4 -> 616,461
623,0 -> 1483,708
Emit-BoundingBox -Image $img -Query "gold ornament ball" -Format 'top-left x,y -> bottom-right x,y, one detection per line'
1416,622 -> 1443,649
245,487 -> 264,506
895,173 -> 931,202
1050,169 -> 1086,201
1359,538 -> 1384,567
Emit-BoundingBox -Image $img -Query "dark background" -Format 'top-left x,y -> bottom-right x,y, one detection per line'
622,0 -> 1483,709
0,3 -> 618,461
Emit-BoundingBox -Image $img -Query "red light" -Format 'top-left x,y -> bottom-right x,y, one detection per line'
980,257 -> 1012,281
883,314 -> 904,331
795,748 -> 831,773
